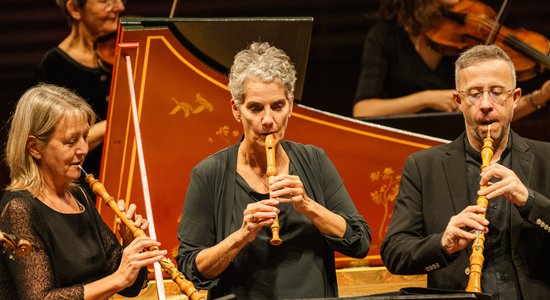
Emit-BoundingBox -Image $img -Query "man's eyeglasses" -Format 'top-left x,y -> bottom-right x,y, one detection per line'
456,87 -> 514,105
100,0 -> 127,12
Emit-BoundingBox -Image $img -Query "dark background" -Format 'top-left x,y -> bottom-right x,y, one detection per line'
1,0 -> 549,192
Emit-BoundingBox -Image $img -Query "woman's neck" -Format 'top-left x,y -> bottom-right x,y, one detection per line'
239,143 -> 267,172
408,33 -> 443,71
58,24 -> 98,68
42,176 -> 69,198
39,180 -> 83,213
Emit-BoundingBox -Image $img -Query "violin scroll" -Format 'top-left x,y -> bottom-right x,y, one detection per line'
1,231 -> 32,258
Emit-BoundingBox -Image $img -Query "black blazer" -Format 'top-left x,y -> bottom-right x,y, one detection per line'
381,131 -> 550,299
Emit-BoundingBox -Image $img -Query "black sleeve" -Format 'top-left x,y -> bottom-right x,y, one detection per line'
380,155 -> 453,275
311,147 -> 371,258
1,197 -> 84,300
176,165 -> 219,290
354,21 -> 392,103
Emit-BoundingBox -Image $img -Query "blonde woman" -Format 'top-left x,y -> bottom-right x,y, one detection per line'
0,84 -> 163,299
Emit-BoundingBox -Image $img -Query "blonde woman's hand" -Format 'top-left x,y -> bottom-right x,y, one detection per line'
116,200 -> 149,246
113,236 -> 165,289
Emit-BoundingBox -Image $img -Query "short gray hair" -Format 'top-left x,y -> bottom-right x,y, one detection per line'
228,42 -> 297,105
455,44 -> 516,88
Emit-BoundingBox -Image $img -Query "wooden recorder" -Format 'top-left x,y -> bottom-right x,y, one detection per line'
265,134 -> 283,246
81,170 -> 205,300
465,125 -> 494,293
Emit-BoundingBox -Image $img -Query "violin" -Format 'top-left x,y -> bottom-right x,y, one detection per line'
94,31 -> 117,72
426,0 -> 550,81
0,231 -> 32,258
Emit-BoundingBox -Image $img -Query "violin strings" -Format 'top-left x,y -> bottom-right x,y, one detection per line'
468,14 -> 550,68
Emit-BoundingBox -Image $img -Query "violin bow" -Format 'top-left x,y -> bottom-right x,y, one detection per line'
123,53 -> 167,299
486,0 -> 512,44
169,0 -> 179,18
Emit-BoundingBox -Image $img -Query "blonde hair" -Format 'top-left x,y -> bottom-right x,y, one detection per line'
5,84 -> 96,194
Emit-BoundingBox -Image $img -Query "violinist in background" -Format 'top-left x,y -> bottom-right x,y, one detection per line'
34,0 -> 126,180
0,84 -> 163,299
353,0 -> 550,119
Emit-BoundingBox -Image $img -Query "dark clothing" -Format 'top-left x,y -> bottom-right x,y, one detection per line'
177,140 -> 371,299
354,20 -> 455,112
34,47 -> 111,178
0,188 -> 147,300
381,131 -> 550,300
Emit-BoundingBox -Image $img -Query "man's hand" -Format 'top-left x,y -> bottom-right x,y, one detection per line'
441,205 -> 489,255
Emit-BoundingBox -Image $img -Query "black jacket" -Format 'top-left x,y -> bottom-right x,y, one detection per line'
382,131 -> 550,299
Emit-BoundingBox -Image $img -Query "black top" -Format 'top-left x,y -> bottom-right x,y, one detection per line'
0,188 -> 147,299
34,47 -> 111,177
177,140 -> 371,299
354,20 -> 455,111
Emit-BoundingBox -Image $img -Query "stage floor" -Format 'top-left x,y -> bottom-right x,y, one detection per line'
110,266 -> 427,299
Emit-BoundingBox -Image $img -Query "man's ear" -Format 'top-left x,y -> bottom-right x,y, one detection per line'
453,91 -> 462,106
512,87 -> 522,110
66,0 -> 82,21
27,136 -> 42,160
